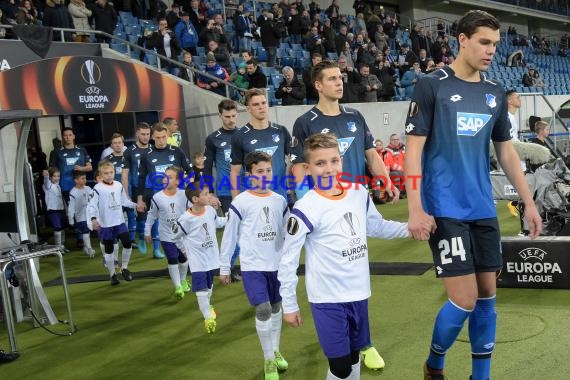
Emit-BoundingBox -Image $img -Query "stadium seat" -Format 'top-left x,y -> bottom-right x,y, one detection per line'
110,43 -> 128,54
257,47 -> 267,62
144,52 -> 158,67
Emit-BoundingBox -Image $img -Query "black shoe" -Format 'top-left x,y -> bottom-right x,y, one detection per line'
0,350 -> 20,363
121,268 -> 133,281
110,274 -> 120,285
230,268 -> 242,282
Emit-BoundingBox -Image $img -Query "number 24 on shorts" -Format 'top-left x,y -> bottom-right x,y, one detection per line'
438,237 -> 466,265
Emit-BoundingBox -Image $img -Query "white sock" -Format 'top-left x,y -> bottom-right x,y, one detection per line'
104,253 -> 115,277
113,242 -> 119,263
326,369 -> 347,380
196,291 -> 211,319
61,230 -> 66,245
168,264 -> 181,287
99,242 -> 105,256
121,248 -> 132,269
207,284 -> 213,301
255,318 -> 275,360
350,360 -> 360,380
270,309 -> 282,352
54,230 -> 62,246
82,233 -> 92,250
178,262 -> 188,282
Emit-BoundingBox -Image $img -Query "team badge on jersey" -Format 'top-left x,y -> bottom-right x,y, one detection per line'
347,122 -> 357,133
456,112 -> 492,136
408,101 -> 420,117
169,155 -> 175,162
287,217 -> 299,235
272,134 -> 280,143
485,94 -> 497,108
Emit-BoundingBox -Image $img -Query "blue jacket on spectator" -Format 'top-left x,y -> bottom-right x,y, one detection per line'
175,19 -> 198,50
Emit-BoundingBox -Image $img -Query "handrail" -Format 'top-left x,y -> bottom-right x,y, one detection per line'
0,24 -> 243,99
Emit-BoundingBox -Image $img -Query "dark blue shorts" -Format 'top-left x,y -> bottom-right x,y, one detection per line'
160,241 -> 183,261
241,271 -> 281,306
428,217 -> 502,277
192,269 -> 215,292
99,223 -> 129,242
47,210 -> 65,230
75,221 -> 89,234
311,300 -> 371,358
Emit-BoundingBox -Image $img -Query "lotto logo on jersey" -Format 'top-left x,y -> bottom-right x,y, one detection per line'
255,146 -> 278,157
337,137 -> 355,156
456,112 -> 492,136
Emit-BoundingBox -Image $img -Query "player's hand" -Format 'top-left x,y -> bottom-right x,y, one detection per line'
219,274 -> 230,285
144,235 -> 152,245
386,183 -> 400,204
523,203 -> 542,239
73,164 -> 82,171
42,170 -> 49,177
68,221 -> 74,227
408,209 -> 435,240
136,200 -> 147,213
92,220 -> 100,231
208,194 -> 222,209
283,311 -> 302,327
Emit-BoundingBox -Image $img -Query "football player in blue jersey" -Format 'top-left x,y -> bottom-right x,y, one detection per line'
404,10 -> 542,380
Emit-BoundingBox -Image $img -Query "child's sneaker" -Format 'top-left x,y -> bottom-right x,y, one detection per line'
174,286 -> 185,300
274,351 -> 288,371
264,359 -> 279,380
121,268 -> 133,281
209,305 -> 217,319
423,362 -> 446,380
360,346 -> 385,370
137,237 -> 147,255
181,279 -> 191,293
153,247 -> 165,259
204,317 -> 216,333
110,274 -> 120,286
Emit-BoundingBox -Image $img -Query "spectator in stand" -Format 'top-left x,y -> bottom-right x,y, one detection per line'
179,51 -> 199,83
374,24 -> 388,52
43,0 -> 74,42
174,11 -> 198,55
354,12 -> 366,34
356,41 -> 377,68
229,61 -> 249,101
436,45 -> 453,65
197,53 -> 229,96
0,9 -> 9,39
522,68 -> 535,87
207,39 -> 231,72
338,55 -> 362,103
240,49 -> 252,63
91,0 -> 116,43
386,133 -> 405,170
325,0 -> 340,28
68,0 -> 91,42
199,17 -> 227,48
322,18 -> 336,53
246,58 -> 267,89
359,63 -> 381,103
506,49 -> 525,67
212,13 -> 231,52
373,59 -> 396,101
424,59 -> 438,74
531,69 -> 547,88
256,7 -> 269,28
260,11 -> 281,68
339,40 -> 355,67
278,0 -> 291,18
335,24 -> 349,55
16,0 -> 39,25
147,18 -> 181,76
236,5 -> 255,53
383,45 -> 397,70
374,138 -> 404,200
308,0 -> 320,20
188,0 -> 206,33
306,25 -> 326,56
287,6 -> 305,45
417,48 -> 429,72
397,43 -> 418,77
366,13 -> 382,40
302,52 -> 322,105
559,47 -> 568,57
165,3 -> 180,29
400,61 -> 424,99
276,66 -> 306,106
382,14 -> 397,50
353,0 -> 367,16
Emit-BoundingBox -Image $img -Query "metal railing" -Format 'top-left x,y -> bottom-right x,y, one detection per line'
0,24 -> 243,99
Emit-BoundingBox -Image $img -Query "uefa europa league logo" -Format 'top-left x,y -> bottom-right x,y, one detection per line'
170,203 -> 175,213
81,59 -> 101,85
343,212 -> 357,236
202,223 -> 210,239
262,206 -> 270,224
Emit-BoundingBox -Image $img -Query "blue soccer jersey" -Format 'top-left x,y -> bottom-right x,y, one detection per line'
291,106 -> 376,178
137,145 -> 192,196
53,146 -> 92,192
104,153 -> 126,182
231,122 -> 292,199
123,144 -> 152,196
204,128 -> 235,197
405,66 -> 511,220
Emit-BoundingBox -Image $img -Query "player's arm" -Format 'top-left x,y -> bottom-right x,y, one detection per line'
230,164 -> 242,199
219,206 -> 240,282
278,212 -> 310,327
67,194 -> 76,226
120,186 -> 137,209
404,135 -> 435,240
365,147 -> 399,203
136,157 -> 148,211
203,137 -> 215,179
121,151 -> 131,197
86,188 -> 100,230
214,212 -> 227,229
494,140 -> 542,238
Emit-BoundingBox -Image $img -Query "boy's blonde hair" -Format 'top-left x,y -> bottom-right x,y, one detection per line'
98,160 -> 114,171
303,133 -> 340,161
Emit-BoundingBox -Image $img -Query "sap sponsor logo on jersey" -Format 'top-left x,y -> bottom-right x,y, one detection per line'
456,112 -> 492,136
505,247 -> 562,283
337,137 -> 355,156
224,149 -> 231,162
0,59 -> 11,71
255,146 -> 278,157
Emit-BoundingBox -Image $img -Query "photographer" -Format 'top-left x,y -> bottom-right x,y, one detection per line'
306,25 -> 326,56
148,18 -> 181,75
199,17 -> 227,47
276,66 -> 306,106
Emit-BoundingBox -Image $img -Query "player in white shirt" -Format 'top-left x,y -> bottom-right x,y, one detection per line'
87,161 -> 137,285
68,172 -> 95,257
278,134 -> 409,380
219,152 -> 289,380
43,167 -> 68,252
144,166 -> 191,299
174,182 -> 227,333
